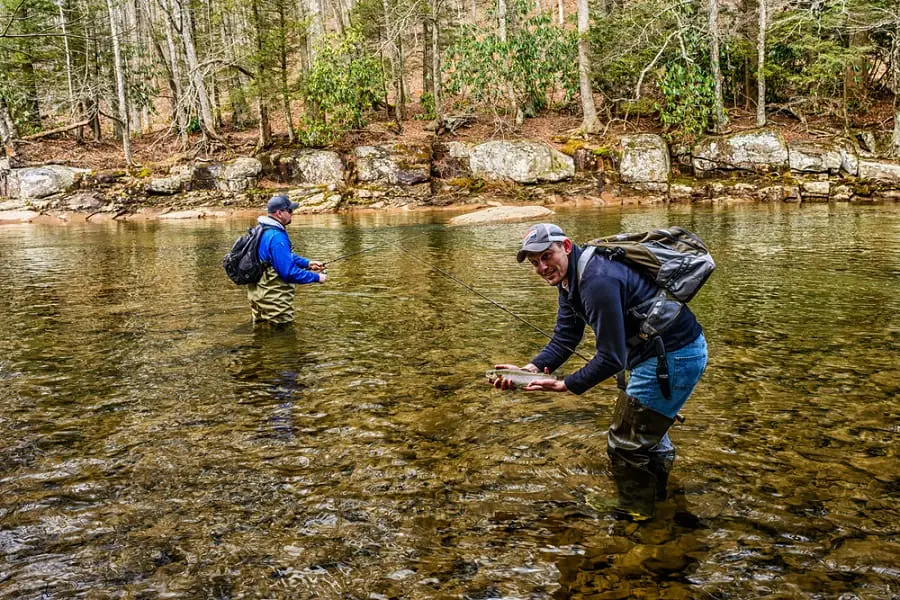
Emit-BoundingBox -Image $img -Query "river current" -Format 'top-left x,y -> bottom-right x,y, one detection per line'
0,203 -> 897,598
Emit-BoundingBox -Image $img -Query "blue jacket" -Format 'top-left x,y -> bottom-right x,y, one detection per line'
531,244 -> 702,395
255,216 -> 320,285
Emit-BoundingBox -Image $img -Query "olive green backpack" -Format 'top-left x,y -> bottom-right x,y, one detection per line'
576,226 -> 715,399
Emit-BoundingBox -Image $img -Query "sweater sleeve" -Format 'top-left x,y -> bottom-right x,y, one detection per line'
530,292 -> 586,375
265,231 -> 320,285
562,273 -> 628,395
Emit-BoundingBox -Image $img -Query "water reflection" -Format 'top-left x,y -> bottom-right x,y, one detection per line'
0,204 -> 897,599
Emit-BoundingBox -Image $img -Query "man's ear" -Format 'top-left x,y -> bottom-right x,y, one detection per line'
562,238 -> 572,254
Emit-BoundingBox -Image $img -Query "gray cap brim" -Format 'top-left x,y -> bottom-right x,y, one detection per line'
289,201 -> 300,211
516,241 -> 553,263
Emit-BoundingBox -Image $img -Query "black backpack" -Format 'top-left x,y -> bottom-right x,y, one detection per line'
223,225 -> 272,285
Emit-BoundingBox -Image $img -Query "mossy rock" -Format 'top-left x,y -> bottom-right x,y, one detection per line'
559,139 -> 586,157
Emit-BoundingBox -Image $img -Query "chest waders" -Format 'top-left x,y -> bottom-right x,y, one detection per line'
247,265 -> 296,325
575,249 -> 678,519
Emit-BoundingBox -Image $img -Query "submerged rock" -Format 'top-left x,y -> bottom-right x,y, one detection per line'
447,205 -> 553,226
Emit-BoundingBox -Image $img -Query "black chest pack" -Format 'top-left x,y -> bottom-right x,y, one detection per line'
223,225 -> 273,285
576,226 -> 715,399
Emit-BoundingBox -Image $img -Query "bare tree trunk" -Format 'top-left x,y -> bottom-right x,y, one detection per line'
709,0 -> 727,132
756,0 -> 766,127
422,17 -> 433,101
58,0 -> 76,114
891,27 -> 900,156
106,0 -> 133,165
278,2 -> 296,142
307,0 -> 324,63
382,0 -> 404,122
557,0 -> 563,25
431,0 -> 442,125
498,0 -> 521,124
250,0 -> 271,149
175,0 -> 219,139
576,0 -> 599,133
0,96 -> 18,157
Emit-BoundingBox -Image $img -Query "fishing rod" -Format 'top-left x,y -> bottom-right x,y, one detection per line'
322,230 -> 431,266
388,241 -> 592,363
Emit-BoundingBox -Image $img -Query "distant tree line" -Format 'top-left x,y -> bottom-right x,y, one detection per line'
0,0 -> 898,163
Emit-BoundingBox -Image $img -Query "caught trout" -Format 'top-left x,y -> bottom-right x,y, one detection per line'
485,368 -> 558,387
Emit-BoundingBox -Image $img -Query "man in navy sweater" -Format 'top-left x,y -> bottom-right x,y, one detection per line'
247,195 -> 327,326
494,223 -> 708,518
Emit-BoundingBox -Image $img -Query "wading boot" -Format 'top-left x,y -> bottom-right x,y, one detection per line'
606,390 -> 676,520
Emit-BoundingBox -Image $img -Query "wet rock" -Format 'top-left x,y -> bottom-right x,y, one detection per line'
620,134 -> 669,183
354,143 -> 431,186
65,191 -> 106,211
630,181 -> 669,194
758,185 -> 788,202
469,140 -> 574,184
837,141 -> 860,176
0,210 -> 40,223
873,189 -> 900,201
801,180 -> 831,200
447,205 -> 553,226
668,183 -> 694,202
788,142 -> 842,174
858,159 -> 900,185
693,128 -> 789,175
831,184 -> 853,202
0,198 -> 27,210
158,209 -> 228,219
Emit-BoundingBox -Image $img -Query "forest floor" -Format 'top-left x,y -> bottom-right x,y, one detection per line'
11,99 -> 898,176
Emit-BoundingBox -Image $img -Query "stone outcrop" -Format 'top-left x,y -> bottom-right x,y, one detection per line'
620,134 -> 669,183
858,159 -> 900,184
693,128 -> 789,174
469,141 -> 574,184
447,205 -> 554,226
788,142 -> 842,174
266,150 -> 345,185
286,185 -> 343,214
354,143 -> 431,186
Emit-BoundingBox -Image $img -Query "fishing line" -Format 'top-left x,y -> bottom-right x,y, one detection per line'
388,241 -> 592,363
322,230 -> 431,266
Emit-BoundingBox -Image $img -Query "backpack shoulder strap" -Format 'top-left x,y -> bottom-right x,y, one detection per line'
576,246 -> 596,286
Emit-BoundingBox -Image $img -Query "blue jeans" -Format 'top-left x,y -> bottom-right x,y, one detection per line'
625,333 -> 708,453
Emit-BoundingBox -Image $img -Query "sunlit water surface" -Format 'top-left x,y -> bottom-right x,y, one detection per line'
0,204 -> 897,599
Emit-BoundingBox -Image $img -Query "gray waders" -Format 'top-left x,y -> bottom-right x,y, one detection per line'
607,376 -> 676,520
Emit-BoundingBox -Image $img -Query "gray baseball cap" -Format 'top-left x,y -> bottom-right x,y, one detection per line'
267,194 -> 300,213
516,223 -> 567,262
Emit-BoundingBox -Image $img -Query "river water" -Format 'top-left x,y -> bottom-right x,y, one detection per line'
0,203 -> 897,599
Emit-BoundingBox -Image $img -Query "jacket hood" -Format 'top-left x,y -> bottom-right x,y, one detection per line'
257,215 -> 286,231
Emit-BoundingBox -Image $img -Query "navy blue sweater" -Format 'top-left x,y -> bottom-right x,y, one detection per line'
530,244 -> 702,395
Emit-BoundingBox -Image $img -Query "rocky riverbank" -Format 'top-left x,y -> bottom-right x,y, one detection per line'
1,128 -> 899,224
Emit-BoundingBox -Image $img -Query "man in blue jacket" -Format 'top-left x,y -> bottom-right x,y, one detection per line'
247,195 -> 327,325
494,223 -> 708,519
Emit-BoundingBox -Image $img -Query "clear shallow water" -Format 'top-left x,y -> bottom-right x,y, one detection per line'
0,204 -> 897,599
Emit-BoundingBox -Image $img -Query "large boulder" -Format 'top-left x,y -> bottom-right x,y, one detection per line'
188,158 -> 262,192
354,143 -> 431,186
620,134 -> 670,183
10,165 -> 83,199
693,128 -> 789,174
270,150 -> 345,185
447,205 -> 554,226
469,141 -> 575,183
788,142 -> 842,174
858,159 -> 900,185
